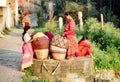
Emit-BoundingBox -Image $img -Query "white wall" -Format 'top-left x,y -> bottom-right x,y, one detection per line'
0,0 -> 7,7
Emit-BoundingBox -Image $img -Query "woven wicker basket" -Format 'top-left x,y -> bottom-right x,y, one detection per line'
34,49 -> 48,60
50,45 -> 67,60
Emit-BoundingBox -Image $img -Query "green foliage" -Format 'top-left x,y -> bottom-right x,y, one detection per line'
33,79 -> 47,82
37,8 -> 45,26
100,7 -> 119,26
46,20 -> 59,34
83,17 -> 120,71
35,19 -> 59,35
22,66 -> 34,82
3,28 -> 11,35
83,1 -> 99,18
33,79 -> 62,82
65,2 -> 82,12
52,0 -> 65,16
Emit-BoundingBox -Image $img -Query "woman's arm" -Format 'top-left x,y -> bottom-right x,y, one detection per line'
63,30 -> 74,36
24,33 -> 35,43
24,39 -> 33,43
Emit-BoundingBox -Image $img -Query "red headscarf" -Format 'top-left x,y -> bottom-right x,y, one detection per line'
24,12 -> 29,16
25,22 -> 29,26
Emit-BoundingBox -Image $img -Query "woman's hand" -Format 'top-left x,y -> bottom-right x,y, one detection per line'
62,33 -> 65,36
31,37 -> 36,41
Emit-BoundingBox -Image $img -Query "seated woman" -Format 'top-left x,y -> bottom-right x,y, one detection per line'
76,35 -> 93,58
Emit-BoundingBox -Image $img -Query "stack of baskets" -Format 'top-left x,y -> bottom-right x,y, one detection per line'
50,35 -> 68,60
32,32 -> 49,60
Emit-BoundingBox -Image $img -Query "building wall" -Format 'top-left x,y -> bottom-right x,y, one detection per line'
0,0 -> 18,35
0,8 -> 4,32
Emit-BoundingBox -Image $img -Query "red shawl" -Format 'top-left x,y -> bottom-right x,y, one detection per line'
76,40 -> 92,57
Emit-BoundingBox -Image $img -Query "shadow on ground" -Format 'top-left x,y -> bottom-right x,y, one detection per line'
0,49 -> 22,71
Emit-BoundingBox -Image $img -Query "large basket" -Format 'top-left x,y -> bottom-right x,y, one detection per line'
51,35 -> 68,49
34,49 -> 48,60
32,36 -> 49,49
50,45 -> 67,60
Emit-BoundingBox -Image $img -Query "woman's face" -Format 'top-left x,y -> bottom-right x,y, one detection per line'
27,29 -> 31,33
65,15 -> 69,19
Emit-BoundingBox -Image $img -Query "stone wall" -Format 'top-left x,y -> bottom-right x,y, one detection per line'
33,57 -> 93,82
22,0 -> 41,13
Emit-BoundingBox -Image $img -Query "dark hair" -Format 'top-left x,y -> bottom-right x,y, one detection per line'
78,35 -> 88,43
22,26 -> 30,41
65,11 -> 73,16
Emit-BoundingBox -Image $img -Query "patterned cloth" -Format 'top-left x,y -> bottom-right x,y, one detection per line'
44,32 -> 54,42
63,18 -> 78,56
76,40 -> 92,57
64,18 -> 76,36
51,35 -> 68,49
32,32 -> 49,50
32,36 -> 49,49
21,43 -> 34,71
66,35 -> 78,56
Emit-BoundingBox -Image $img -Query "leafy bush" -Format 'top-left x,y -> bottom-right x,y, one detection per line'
22,66 -> 34,82
83,17 -> 120,71
100,7 -> 119,26
37,8 -> 45,26
35,19 -> 59,35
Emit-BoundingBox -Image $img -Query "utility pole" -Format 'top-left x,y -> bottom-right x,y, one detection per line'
78,11 -> 83,31
59,17 -> 63,34
100,14 -> 104,30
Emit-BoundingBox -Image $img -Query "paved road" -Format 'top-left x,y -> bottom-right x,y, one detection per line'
0,29 -> 24,82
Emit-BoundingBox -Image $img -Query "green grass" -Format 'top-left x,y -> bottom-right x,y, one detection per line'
3,28 -> 11,35
2,26 -> 18,35
22,66 -> 33,82
33,79 -> 62,82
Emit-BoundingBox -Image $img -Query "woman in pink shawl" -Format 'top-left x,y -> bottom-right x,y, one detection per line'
62,12 -> 78,60
21,26 -> 34,72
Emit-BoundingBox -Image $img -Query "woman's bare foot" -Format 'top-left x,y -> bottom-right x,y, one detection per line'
67,56 -> 74,60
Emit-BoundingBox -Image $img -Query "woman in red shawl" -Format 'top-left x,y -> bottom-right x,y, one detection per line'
62,12 -> 78,60
76,35 -> 93,58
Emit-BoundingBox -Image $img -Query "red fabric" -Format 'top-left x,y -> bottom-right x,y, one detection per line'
24,12 -> 29,16
64,19 -> 78,57
25,22 -> 29,26
67,35 -> 78,56
44,32 -> 54,42
76,40 -> 92,57
32,36 -> 49,49
63,18 -> 78,57
21,43 -> 34,70
64,18 -> 76,36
